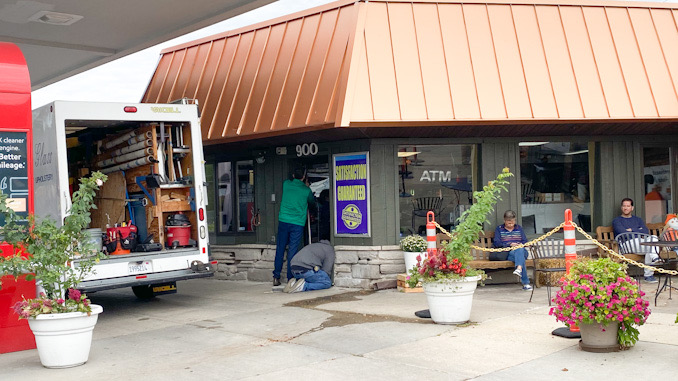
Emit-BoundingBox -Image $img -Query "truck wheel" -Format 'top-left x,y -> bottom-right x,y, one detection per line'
132,285 -> 155,299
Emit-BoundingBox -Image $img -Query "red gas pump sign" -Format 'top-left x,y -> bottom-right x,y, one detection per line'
0,42 -> 36,353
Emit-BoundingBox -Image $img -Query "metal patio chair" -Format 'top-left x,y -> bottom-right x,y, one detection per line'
411,197 -> 444,233
528,239 -> 565,305
615,232 -> 656,282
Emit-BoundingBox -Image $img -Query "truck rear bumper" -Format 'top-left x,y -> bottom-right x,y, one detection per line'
77,268 -> 215,293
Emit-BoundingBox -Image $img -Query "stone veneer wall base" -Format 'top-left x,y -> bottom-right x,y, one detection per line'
210,244 -> 405,288
209,243 -> 596,289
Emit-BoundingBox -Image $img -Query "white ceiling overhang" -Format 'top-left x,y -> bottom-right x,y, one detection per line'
0,0 -> 274,90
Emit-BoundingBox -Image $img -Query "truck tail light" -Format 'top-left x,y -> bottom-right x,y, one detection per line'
199,208 -> 204,221
124,106 -> 137,113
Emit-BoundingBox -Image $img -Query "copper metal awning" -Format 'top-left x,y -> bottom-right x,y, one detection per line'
142,0 -> 678,145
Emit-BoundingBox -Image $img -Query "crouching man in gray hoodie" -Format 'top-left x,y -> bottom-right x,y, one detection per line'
284,240 -> 335,293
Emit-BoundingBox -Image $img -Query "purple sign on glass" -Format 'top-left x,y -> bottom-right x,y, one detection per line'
333,152 -> 370,236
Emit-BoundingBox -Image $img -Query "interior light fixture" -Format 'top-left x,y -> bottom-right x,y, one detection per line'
397,151 -> 421,158
29,11 -> 83,26
563,149 -> 589,156
518,142 -> 549,147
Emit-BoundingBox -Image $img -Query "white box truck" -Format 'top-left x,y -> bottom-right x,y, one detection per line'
32,100 -> 214,298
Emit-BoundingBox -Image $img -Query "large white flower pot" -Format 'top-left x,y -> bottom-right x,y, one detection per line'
403,251 -> 426,273
28,304 -> 103,368
423,276 -> 481,324
579,322 -> 620,352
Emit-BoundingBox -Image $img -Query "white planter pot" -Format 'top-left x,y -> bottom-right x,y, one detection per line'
423,276 -> 481,324
28,304 -> 103,368
403,251 -> 427,273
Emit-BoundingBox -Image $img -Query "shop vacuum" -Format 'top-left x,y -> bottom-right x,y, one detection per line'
166,212 -> 197,249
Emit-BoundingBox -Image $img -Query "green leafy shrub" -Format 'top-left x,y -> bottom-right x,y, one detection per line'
0,172 -> 107,317
407,168 -> 512,287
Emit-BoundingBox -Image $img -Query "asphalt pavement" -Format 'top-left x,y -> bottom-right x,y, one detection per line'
1,278 -> 676,380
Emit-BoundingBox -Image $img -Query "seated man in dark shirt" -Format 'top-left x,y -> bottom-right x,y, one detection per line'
612,198 -> 660,283
284,240 -> 335,293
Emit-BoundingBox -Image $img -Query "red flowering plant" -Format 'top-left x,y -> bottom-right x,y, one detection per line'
407,169 -> 512,287
549,257 -> 651,348
411,247 -> 472,281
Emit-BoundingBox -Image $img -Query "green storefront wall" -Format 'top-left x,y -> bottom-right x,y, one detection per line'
206,136 -> 678,247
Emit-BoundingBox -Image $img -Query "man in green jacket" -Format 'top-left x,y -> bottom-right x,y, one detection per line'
273,167 -> 316,285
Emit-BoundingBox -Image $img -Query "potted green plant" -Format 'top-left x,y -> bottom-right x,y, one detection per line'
407,168 -> 512,324
400,234 -> 428,272
550,257 -> 651,351
0,172 -> 107,368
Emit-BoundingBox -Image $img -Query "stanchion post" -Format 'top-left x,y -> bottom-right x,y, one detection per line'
552,208 -> 581,338
426,211 -> 437,257
563,209 -> 577,276
413,212 -> 439,320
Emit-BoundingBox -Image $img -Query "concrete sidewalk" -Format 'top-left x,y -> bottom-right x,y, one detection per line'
1,279 -> 676,380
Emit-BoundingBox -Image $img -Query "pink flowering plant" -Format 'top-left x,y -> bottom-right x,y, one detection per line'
407,169 -> 512,287
549,257 -> 651,348
0,172 -> 107,317
13,288 -> 91,319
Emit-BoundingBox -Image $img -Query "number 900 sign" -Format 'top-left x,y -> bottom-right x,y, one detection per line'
295,143 -> 318,157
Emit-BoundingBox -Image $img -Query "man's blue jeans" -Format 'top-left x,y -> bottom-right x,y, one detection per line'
507,247 -> 529,285
273,221 -> 304,280
292,269 -> 332,291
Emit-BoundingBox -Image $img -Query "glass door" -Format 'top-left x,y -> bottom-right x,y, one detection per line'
519,142 -> 591,234
217,162 -> 233,233
235,160 -> 255,232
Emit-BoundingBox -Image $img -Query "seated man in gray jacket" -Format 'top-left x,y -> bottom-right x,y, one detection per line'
284,240 -> 335,293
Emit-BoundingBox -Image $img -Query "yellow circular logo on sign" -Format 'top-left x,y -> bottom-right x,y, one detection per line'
341,204 -> 362,230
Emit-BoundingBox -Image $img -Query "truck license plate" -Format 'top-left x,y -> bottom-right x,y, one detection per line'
128,261 -> 152,275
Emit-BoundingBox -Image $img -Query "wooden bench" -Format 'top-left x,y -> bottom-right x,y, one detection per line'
436,231 -> 534,270
595,226 -> 618,257
645,222 -> 663,236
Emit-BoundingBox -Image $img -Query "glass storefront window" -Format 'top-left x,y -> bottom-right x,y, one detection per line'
398,145 -> 474,236
643,147 -> 672,224
520,142 -> 591,234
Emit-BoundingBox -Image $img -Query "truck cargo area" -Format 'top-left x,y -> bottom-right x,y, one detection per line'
66,119 -> 199,251
32,101 -> 212,295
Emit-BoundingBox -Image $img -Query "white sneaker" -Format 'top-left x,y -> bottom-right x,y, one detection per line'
522,284 -> 533,291
513,268 -> 522,277
289,278 -> 306,293
283,278 -> 296,293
